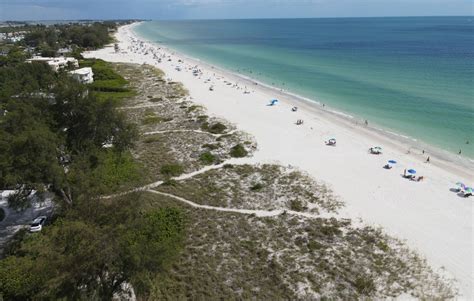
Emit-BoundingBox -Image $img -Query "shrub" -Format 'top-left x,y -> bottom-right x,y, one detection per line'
91,151 -> 142,193
162,179 -> 178,186
216,134 -> 232,142
149,97 -> 164,102
143,136 -> 160,143
250,183 -> 264,191
208,122 -> 227,134
142,116 -> 162,125
200,122 -> 209,131
202,143 -> 220,150
199,152 -> 216,165
354,276 -> 376,295
307,241 -> 323,252
186,105 -> 202,113
160,164 -> 184,177
142,116 -> 173,125
197,115 -> 208,122
230,144 -> 248,158
223,164 -> 234,169
289,199 -> 304,211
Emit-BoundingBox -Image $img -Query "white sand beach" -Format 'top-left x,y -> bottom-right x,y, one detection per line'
84,23 -> 473,298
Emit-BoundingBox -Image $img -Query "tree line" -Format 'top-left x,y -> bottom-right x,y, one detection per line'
0,36 -> 185,299
1,22 -> 125,58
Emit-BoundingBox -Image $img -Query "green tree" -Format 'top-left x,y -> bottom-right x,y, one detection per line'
0,256 -> 46,300
0,198 -> 185,300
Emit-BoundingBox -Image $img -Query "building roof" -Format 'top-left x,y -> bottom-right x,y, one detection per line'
69,67 -> 93,75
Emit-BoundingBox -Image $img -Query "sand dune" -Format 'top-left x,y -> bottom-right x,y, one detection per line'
84,23 -> 473,298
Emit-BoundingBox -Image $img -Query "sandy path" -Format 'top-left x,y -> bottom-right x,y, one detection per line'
147,189 -> 343,220
143,129 -> 238,137
85,24 -> 473,297
102,157 -> 257,199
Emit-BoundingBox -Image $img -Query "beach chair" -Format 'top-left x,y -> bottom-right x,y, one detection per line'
369,147 -> 382,155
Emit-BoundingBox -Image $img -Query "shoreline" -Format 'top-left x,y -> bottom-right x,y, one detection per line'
130,22 -> 474,173
133,22 -> 474,167
84,23 -> 473,298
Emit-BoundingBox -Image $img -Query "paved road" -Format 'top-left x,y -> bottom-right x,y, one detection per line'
0,191 -> 54,255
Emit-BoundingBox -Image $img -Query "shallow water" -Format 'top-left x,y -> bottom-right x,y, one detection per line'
135,17 -> 474,158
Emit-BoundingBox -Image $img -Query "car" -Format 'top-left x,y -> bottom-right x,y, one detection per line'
29,216 -> 47,232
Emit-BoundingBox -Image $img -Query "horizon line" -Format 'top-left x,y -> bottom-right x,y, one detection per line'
1,15 -> 473,23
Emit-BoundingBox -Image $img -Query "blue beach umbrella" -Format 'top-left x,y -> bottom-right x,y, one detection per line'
464,187 -> 473,194
407,169 -> 416,174
456,182 -> 465,189
388,160 -> 397,164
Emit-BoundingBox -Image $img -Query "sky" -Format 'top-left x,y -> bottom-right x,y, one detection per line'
0,0 -> 472,21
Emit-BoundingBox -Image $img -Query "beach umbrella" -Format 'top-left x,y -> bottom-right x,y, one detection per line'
388,160 -> 397,164
268,99 -> 279,106
374,146 -> 382,150
463,187 -> 473,194
407,169 -> 416,174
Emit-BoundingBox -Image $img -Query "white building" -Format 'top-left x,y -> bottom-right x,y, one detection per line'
57,47 -> 72,56
26,56 -> 79,72
69,67 -> 94,84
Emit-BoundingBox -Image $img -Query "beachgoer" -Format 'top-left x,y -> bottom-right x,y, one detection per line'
365,120 -> 368,126
459,149 -> 462,154
426,156 -> 430,163
403,169 -> 407,177
422,150 -> 425,154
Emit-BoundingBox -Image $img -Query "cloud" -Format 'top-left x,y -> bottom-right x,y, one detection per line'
0,3 -> 78,20
0,0 -> 472,20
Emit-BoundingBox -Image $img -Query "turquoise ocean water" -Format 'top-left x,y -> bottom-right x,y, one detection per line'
135,17 -> 474,159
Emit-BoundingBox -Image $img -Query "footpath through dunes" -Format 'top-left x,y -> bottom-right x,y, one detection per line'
87,46 -> 457,298
84,23 -> 474,298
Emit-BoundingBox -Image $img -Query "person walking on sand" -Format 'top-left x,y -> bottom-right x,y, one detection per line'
426,156 -> 430,163
459,149 -> 462,155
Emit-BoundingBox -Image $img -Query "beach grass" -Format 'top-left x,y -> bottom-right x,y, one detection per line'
100,60 -> 456,299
